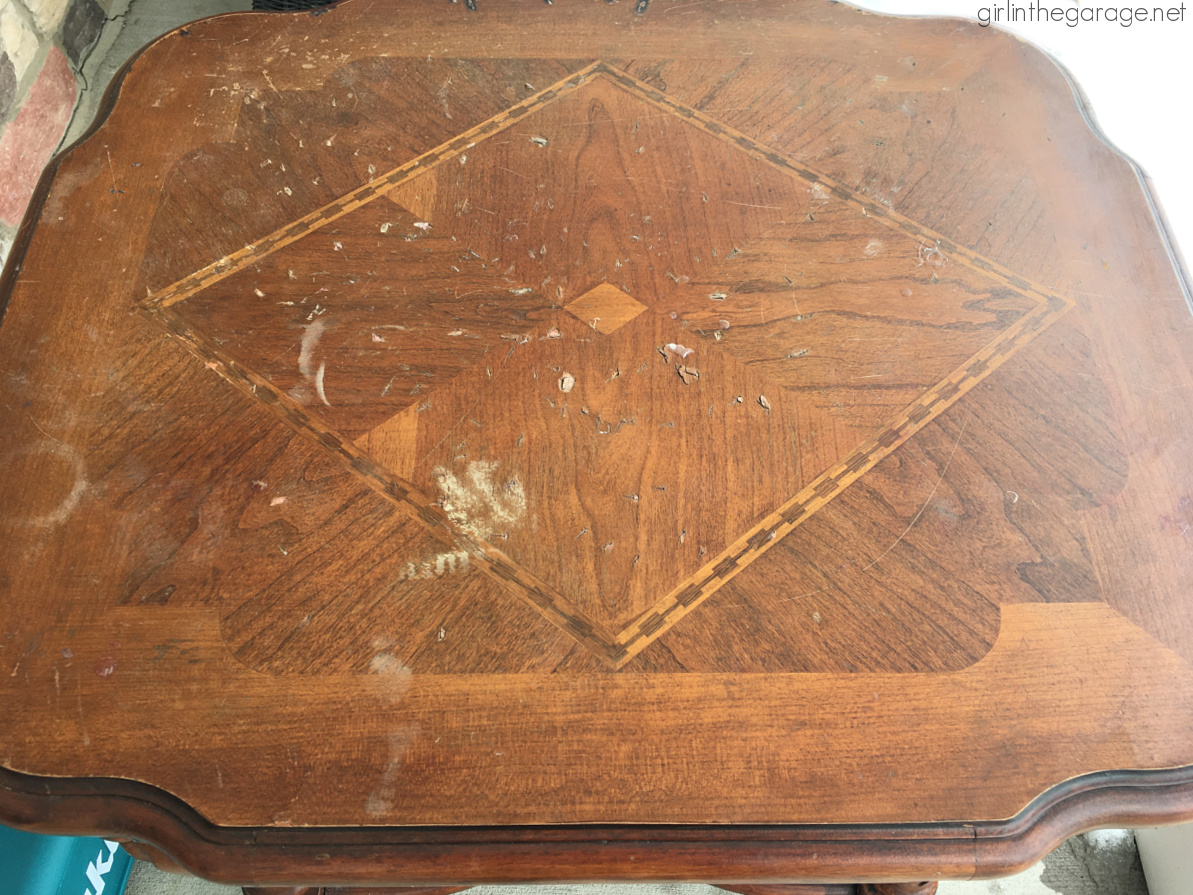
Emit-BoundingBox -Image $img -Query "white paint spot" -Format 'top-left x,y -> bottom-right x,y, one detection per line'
664,343 -> 694,359
559,372 -> 576,393
1,443 -> 88,528
364,727 -> 417,817
398,550 -> 471,582
270,496 -> 286,506
917,242 -> 947,268
369,651 -> 412,683
295,319 -> 333,406
363,653 -> 417,817
434,460 -> 526,541
380,222 -> 391,233
864,239 -> 883,257
298,318 -> 326,377
315,361 -> 331,407
413,222 -> 431,231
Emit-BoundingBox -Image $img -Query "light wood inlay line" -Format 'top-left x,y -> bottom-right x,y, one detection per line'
141,60 -> 1075,667
145,303 -> 629,664
142,62 -> 603,310
10,2 -> 1193,863
595,63 -> 1072,313
148,281 -> 1068,668
608,296 -> 1071,664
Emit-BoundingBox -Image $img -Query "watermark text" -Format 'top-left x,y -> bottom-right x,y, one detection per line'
977,2 -> 1186,26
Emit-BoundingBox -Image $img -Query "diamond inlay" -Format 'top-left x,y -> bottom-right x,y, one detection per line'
145,62 -> 1070,669
564,284 -> 648,335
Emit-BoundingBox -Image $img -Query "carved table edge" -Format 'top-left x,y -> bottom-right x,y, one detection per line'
2,2 -> 1193,891
1,764 -> 1192,885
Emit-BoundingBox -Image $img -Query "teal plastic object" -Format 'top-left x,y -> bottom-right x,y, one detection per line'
0,824 -> 133,895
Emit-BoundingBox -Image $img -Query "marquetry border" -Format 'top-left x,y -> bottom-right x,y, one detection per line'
143,62 -> 604,310
142,61 -> 1074,669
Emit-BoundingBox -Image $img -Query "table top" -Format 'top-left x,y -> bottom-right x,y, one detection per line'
2,0 -> 1193,886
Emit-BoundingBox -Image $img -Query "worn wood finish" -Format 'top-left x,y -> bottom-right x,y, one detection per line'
2,0 -> 1193,888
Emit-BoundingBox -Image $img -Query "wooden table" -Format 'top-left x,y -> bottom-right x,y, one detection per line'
2,2 -> 1192,893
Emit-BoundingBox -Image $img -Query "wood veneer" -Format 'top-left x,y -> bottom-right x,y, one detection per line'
1,0 -> 1192,889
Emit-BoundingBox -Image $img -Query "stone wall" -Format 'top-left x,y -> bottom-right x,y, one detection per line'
0,0 -> 127,268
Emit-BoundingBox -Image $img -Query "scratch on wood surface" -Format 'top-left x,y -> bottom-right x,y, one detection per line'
862,409 -> 971,573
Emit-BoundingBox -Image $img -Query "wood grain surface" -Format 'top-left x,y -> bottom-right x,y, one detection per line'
1,0 -> 1192,887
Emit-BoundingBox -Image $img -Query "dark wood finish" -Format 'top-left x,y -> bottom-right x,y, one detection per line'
2,0 -> 1193,889
4,765 -> 1193,886
118,839 -> 189,874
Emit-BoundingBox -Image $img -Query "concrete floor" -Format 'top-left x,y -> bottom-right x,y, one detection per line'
67,4 -> 1154,895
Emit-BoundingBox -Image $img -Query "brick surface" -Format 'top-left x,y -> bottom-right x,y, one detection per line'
0,51 -> 15,121
0,45 -> 76,226
17,0 -> 70,34
0,2 -> 41,81
61,0 -> 104,66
